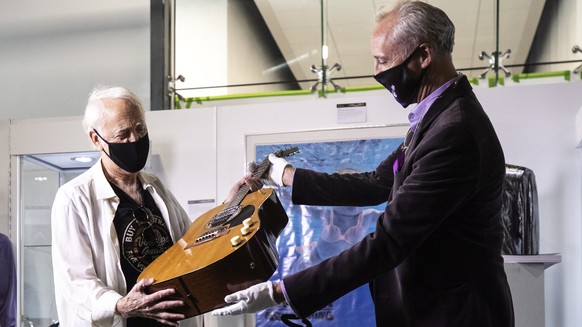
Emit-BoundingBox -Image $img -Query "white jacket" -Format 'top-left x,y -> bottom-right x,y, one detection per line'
51,159 -> 200,327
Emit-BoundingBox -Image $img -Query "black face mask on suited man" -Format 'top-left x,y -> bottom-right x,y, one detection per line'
374,46 -> 425,108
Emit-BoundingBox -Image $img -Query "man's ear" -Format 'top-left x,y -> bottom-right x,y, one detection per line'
418,43 -> 433,69
89,130 -> 103,151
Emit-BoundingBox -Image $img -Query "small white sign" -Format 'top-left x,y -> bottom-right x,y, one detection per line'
337,102 -> 367,124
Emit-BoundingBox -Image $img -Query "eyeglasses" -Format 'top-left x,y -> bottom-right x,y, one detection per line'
132,206 -> 155,227
132,206 -> 164,244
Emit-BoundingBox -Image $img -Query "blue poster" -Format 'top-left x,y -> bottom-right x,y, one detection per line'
254,137 -> 402,327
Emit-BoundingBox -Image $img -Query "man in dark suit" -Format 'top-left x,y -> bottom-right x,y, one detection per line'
213,1 -> 515,326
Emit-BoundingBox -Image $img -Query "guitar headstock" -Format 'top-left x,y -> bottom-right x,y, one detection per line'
252,147 -> 300,178
272,146 -> 300,159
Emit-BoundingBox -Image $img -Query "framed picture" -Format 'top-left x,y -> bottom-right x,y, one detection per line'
246,124 -> 407,327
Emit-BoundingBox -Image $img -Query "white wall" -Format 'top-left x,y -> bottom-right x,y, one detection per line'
0,1 -> 150,120
0,121 -> 9,236
175,0 -> 228,98
146,109 -> 218,208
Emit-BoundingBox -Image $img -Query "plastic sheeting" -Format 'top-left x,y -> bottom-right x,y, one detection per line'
501,164 -> 540,255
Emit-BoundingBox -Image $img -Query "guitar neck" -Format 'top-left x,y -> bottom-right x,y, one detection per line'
223,147 -> 298,210
226,158 -> 271,208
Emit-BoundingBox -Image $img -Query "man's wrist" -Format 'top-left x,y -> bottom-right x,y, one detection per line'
115,297 -> 130,318
282,166 -> 295,187
115,298 -> 124,317
273,282 -> 287,304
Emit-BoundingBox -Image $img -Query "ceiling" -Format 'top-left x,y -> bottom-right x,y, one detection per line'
254,0 -> 546,87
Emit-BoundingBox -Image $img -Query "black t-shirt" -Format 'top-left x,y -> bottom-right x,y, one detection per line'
111,182 -> 173,327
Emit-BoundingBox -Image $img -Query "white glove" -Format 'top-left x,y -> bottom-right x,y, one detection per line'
267,153 -> 291,187
211,281 -> 278,316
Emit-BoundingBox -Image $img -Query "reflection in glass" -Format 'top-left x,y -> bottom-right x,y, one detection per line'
18,156 -> 90,326
172,0 -> 582,101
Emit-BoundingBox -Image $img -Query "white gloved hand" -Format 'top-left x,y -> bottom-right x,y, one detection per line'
267,153 -> 291,187
211,281 -> 278,316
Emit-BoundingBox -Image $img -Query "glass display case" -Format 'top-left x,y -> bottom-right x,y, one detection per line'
19,158 -> 58,326
17,153 -> 98,327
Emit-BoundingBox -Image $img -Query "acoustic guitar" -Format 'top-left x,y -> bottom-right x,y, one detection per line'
138,147 -> 299,318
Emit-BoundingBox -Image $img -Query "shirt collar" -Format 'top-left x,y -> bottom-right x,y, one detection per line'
408,73 -> 461,131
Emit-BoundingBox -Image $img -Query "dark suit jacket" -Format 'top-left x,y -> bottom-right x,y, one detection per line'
283,76 -> 515,327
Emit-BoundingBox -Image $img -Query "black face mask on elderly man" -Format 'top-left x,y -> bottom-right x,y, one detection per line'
374,47 -> 424,108
93,129 -> 150,173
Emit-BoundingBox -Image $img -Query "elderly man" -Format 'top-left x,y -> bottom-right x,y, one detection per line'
214,1 -> 514,326
51,87 -> 201,327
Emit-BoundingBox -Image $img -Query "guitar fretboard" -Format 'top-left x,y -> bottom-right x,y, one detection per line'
226,158 -> 271,208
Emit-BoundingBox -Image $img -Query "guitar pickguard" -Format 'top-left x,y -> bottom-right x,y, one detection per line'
186,205 -> 256,248
207,205 -> 242,228
225,205 -> 255,226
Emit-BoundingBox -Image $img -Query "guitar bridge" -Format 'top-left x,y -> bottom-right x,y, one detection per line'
185,226 -> 230,248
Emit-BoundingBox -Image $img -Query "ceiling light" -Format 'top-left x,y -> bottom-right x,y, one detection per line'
71,156 -> 93,163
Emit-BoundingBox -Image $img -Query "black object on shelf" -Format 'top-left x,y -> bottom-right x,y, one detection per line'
501,164 -> 540,255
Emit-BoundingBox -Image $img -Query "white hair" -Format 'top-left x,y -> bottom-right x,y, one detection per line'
375,1 -> 455,60
82,86 -> 145,133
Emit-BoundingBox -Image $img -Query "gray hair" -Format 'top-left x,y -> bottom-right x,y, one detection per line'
375,1 -> 455,60
82,86 -> 145,133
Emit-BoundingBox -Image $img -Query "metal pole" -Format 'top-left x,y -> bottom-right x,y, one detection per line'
320,0 -> 326,97
494,0 -> 500,85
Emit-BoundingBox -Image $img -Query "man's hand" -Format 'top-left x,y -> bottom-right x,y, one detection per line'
245,153 -> 294,188
224,152 -> 294,203
116,278 -> 185,326
224,173 -> 263,203
210,281 -> 279,316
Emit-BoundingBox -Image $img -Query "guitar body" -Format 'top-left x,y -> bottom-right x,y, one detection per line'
138,188 -> 288,318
